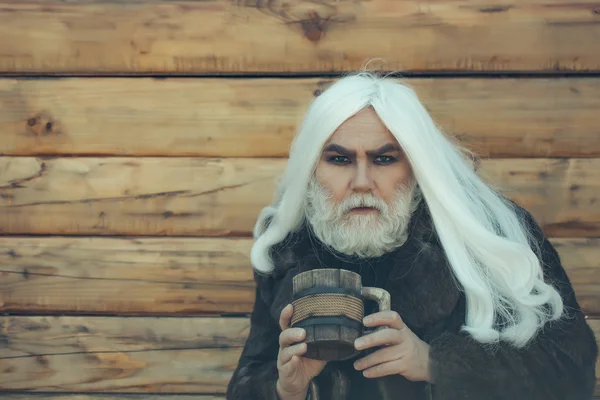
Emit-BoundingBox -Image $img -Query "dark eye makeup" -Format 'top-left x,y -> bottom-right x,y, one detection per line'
325,155 -> 398,165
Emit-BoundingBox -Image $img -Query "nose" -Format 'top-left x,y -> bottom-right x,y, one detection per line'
350,163 -> 374,192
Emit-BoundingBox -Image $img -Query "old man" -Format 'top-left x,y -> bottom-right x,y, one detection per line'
226,72 -> 598,400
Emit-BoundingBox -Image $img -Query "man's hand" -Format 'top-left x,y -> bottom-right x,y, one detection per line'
276,304 -> 327,399
352,310 -> 432,383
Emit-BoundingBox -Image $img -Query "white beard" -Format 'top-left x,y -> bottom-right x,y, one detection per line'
305,177 -> 422,258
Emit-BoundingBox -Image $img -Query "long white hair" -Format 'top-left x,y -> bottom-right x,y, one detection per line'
250,71 -> 564,347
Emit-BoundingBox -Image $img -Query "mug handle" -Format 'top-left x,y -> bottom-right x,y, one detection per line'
361,287 -> 391,332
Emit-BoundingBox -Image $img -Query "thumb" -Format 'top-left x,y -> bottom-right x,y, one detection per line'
279,304 -> 293,330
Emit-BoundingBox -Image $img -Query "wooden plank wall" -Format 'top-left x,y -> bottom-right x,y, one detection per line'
0,0 -> 599,398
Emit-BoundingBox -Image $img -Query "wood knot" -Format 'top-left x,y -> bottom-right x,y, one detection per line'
313,89 -> 323,97
36,355 -> 50,367
26,113 -> 60,136
301,10 -> 327,42
592,8 -> 600,14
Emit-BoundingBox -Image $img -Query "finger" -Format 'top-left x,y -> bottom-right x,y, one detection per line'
362,359 -> 405,379
279,304 -> 293,330
280,355 -> 300,378
278,342 -> 307,368
355,328 -> 403,350
353,345 -> 401,371
363,311 -> 405,331
279,327 -> 306,347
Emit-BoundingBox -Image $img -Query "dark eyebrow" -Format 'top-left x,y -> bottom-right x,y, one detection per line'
322,142 -> 400,157
367,143 -> 401,156
323,143 -> 355,156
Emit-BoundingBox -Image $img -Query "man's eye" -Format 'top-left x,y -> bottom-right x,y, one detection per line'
328,156 -> 350,164
376,156 -> 397,164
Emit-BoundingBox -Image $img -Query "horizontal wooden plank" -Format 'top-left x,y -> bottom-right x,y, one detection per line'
0,1 -> 599,74
0,348 -> 242,392
0,157 -> 280,237
0,157 -> 599,237
476,158 -> 600,237
0,237 -> 256,315
0,316 -> 245,393
0,316 -> 248,359
0,317 -> 598,395
0,237 -> 598,317
1,78 -> 599,158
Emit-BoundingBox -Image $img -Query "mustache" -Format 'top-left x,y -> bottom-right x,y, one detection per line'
338,194 -> 387,214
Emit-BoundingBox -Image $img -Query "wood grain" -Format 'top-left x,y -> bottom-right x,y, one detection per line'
0,157 -> 599,237
0,317 -> 598,395
0,156 -> 281,237
0,236 -> 255,316
0,1 -> 599,74
476,158 -> 600,237
0,316 -> 246,393
0,347 -> 242,392
1,77 -> 599,158
0,316 -> 248,359
0,237 -> 598,317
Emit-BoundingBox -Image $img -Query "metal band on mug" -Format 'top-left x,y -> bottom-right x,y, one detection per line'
292,286 -> 362,301
292,316 -> 363,331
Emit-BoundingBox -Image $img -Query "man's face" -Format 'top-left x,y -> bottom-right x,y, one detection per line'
305,107 -> 418,258
314,107 -> 413,212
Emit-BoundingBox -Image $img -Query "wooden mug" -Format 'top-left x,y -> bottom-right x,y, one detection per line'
291,268 -> 391,361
